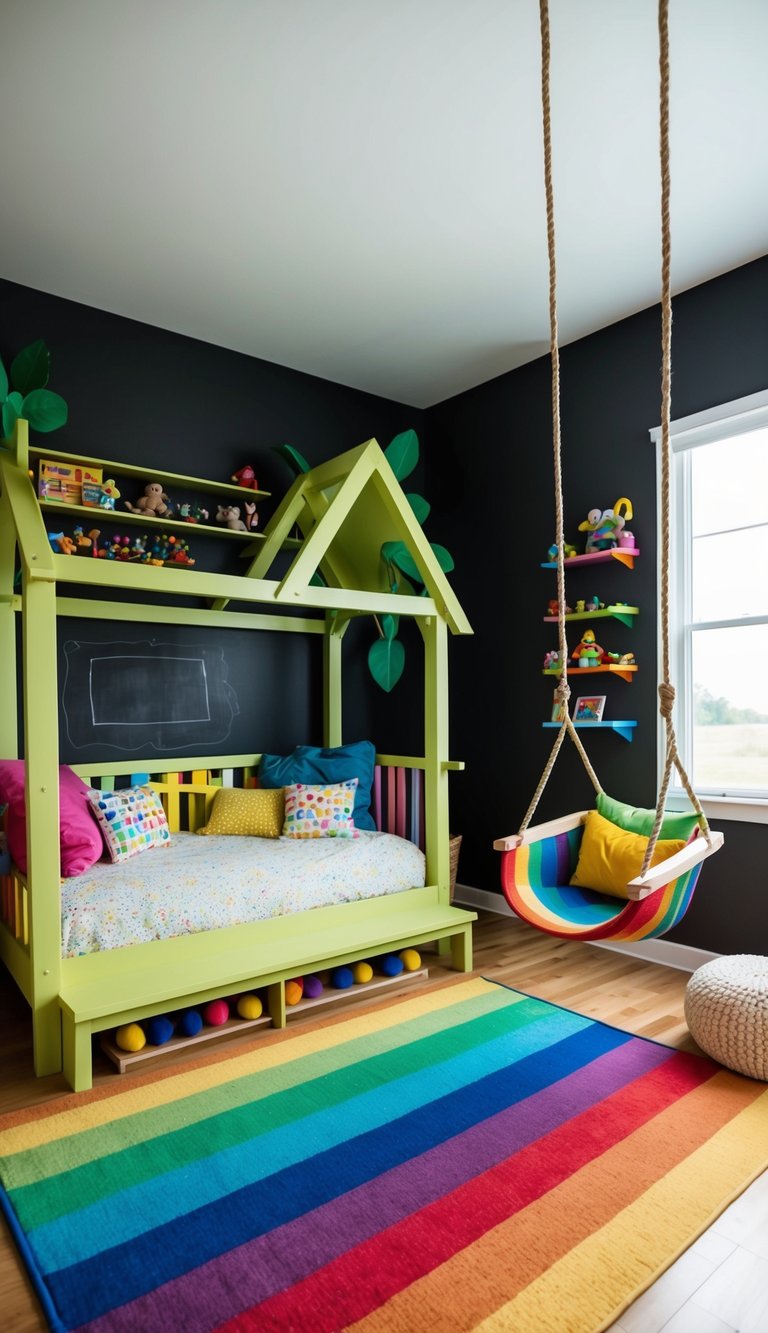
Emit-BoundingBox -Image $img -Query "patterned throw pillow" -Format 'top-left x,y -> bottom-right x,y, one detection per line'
198,787 -> 285,838
282,779 -> 359,839
87,785 -> 171,863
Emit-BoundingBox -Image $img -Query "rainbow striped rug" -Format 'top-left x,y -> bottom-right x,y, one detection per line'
2,977 -> 767,1333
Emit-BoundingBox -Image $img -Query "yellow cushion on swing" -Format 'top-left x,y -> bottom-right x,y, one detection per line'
570,809 -> 687,899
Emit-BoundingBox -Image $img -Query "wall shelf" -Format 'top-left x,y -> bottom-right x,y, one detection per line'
542,720 -> 638,742
543,604 -> 639,629
543,663 -> 638,682
30,444 -> 270,500
541,547 -> 640,571
40,498 -> 262,542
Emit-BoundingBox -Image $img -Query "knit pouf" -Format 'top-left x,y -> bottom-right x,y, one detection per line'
685,954 -> 768,1081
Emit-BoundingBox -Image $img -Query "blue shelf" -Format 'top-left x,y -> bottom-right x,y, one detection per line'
542,720 -> 638,743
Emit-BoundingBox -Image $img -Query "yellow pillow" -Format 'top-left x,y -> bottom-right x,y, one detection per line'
198,787 -> 284,838
570,809 -> 686,898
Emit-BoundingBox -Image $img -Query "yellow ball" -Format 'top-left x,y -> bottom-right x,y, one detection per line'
285,979 -> 303,1006
237,993 -> 263,1020
353,961 -> 373,984
115,1022 -> 146,1052
400,948 -> 421,972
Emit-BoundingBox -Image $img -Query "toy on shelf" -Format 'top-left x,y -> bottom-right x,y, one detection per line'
99,479 -> 122,510
585,594 -> 605,612
47,531 -> 77,555
115,1022 -> 146,1053
543,649 -> 563,671
243,500 -> 258,531
285,978 -> 304,1005
179,501 -> 209,523
203,998 -> 230,1026
146,1015 -> 174,1046
379,954 -> 405,978
330,966 -> 354,990
578,497 -> 633,553
303,975 -> 324,998
231,464 -> 259,489
400,948 -> 421,971
124,481 -> 173,517
39,458 -> 102,504
571,629 -> 604,667
178,1008 -> 204,1036
352,961 -> 373,984
546,598 -> 571,617
546,540 -> 578,562
236,993 -> 263,1019
72,525 -> 93,549
216,504 -> 247,531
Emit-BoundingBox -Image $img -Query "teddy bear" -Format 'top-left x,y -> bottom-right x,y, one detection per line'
231,464 -> 258,489
216,504 -> 247,531
124,482 -> 172,517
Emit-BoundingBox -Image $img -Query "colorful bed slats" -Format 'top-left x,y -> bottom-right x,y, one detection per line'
500,824 -> 704,941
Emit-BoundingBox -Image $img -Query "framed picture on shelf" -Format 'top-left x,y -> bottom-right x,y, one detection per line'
573,695 -> 606,722
551,690 -> 567,722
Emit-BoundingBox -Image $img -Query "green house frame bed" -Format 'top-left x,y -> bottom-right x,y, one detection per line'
0,422 -> 475,1091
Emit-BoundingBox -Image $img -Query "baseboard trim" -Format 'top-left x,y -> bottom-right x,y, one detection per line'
453,883 -> 720,974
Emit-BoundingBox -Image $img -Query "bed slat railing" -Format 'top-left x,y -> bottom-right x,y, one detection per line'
373,761 -> 425,850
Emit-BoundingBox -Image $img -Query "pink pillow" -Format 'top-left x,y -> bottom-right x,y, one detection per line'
0,761 -> 104,877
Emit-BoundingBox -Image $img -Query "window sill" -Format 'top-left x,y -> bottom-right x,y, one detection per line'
667,792 -> 768,825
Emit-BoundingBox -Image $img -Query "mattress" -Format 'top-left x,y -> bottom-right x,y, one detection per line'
61,830 -> 425,957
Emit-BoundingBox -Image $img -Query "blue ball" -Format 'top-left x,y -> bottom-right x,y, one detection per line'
331,966 -> 354,989
177,1009 -> 203,1037
380,954 -> 404,977
146,1015 -> 174,1046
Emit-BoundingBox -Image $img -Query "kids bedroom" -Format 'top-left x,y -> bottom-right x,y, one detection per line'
0,2 -> 766,1331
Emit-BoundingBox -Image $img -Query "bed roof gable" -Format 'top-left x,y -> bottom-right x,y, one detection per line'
247,438 -> 471,634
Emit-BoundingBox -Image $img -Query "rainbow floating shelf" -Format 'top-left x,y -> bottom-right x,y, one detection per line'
543,663 -> 638,683
541,547 -> 640,571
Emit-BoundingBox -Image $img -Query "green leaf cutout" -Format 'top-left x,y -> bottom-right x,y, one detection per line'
384,429 -> 419,482
429,542 -> 455,573
10,340 -> 50,396
309,569 -> 327,587
406,492 -> 430,524
0,354 -> 8,403
368,636 -> 405,692
21,388 -> 68,432
380,612 -> 399,640
273,443 -> 311,476
2,393 -> 23,441
381,540 -> 423,583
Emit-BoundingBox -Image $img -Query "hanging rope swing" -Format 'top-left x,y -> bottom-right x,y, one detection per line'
493,0 -> 723,942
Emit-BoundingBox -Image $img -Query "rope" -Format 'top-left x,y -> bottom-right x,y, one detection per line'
518,0 -> 603,836
640,0 -> 712,873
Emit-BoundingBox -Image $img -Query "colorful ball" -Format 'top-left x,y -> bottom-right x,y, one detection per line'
331,966 -> 354,989
380,954 -> 404,977
115,1022 -> 145,1053
146,1015 -> 174,1046
399,948 -> 421,972
203,998 -> 230,1026
285,979 -> 304,1006
353,961 -> 373,984
303,975 -> 324,999
177,1009 -> 203,1037
237,993 -> 263,1020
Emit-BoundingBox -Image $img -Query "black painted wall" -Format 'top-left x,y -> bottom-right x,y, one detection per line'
426,255 -> 768,953
0,279 -> 425,761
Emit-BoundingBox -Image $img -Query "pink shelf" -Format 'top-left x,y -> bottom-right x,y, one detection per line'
541,547 -> 640,571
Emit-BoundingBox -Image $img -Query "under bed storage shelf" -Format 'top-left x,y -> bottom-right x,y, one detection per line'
100,1012 -> 273,1074
542,720 -> 637,742
540,547 -> 640,571
285,967 -> 429,1021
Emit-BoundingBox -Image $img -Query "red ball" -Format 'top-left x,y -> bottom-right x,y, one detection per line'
203,998 -> 230,1026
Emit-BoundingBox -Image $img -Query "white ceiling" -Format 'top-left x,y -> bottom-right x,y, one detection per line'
1,0 -> 766,408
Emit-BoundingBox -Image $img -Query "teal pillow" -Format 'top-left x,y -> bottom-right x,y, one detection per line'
258,741 -> 376,832
596,790 -> 699,841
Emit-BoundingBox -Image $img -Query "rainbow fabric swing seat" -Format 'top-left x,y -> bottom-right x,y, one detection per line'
496,809 -> 723,943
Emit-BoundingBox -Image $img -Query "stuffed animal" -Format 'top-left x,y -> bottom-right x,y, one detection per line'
231,464 -> 259,489
244,501 -> 258,531
216,504 -> 247,531
124,482 -> 172,517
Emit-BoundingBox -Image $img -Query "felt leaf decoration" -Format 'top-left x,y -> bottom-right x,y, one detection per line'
309,570 -> 327,587
273,443 -> 311,475
380,612 -> 399,640
2,392 -> 23,441
10,340 -> 50,396
385,429 -> 419,482
21,389 -> 68,432
406,492 -> 430,524
368,636 -> 405,692
0,355 -> 8,403
381,540 -> 423,583
429,542 -> 455,573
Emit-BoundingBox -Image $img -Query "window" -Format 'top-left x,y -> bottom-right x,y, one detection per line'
650,389 -> 768,822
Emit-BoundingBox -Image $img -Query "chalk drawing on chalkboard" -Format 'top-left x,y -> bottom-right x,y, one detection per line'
62,639 -> 240,753
89,656 -> 212,726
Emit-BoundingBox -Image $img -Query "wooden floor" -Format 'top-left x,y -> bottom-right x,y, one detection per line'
1,911 -> 766,1332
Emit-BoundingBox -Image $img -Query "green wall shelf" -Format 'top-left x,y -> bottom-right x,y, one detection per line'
542,720 -> 638,743
30,444 -> 270,500
543,604 -> 639,629
40,498 -> 261,542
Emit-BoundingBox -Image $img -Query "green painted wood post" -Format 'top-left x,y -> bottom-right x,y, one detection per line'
0,491 -> 18,757
422,614 -> 451,904
323,612 -> 350,747
23,575 -> 63,1076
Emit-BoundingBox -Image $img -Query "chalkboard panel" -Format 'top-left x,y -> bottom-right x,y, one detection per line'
56,621 -> 319,760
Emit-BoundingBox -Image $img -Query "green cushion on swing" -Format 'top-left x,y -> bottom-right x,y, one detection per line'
596,791 -> 699,841
571,810 -> 687,899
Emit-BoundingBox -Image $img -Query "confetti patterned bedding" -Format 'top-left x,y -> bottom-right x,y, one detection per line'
61,830 -> 426,957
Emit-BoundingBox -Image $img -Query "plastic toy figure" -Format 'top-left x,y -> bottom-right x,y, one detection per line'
571,629 -> 604,667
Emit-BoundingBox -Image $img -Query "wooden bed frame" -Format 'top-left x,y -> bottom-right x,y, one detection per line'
0,423 -> 476,1091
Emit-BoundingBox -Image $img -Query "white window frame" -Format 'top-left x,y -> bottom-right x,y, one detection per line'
649,387 -> 768,825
